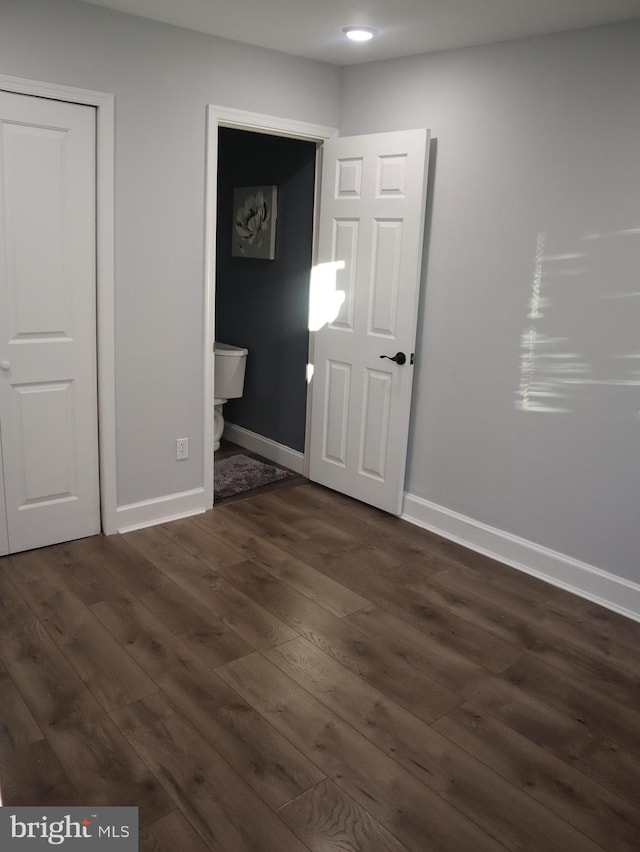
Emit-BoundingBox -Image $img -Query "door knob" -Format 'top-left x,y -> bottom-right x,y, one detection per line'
379,351 -> 406,365
0,361 -> 10,371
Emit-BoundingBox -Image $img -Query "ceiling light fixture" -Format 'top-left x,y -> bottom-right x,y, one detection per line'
343,27 -> 377,42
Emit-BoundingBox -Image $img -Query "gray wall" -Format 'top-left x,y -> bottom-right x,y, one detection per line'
341,22 -> 640,584
3,0 -> 639,586
216,129 -> 316,452
0,0 -> 339,505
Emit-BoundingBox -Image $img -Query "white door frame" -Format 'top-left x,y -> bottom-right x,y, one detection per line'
203,105 -> 337,508
0,75 -> 117,535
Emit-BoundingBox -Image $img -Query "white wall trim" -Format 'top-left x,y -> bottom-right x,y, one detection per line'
203,110 -> 217,512
223,423 -> 305,475
302,143 -> 326,480
203,105 -> 338,510
0,75 -> 118,536
402,493 -> 640,623
116,487 -> 206,533
211,106 -> 339,141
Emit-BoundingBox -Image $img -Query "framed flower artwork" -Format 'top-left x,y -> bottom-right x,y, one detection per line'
231,185 -> 277,259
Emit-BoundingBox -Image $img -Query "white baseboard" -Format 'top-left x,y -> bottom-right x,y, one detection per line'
223,423 -> 305,475
116,487 -> 206,533
402,493 -> 640,623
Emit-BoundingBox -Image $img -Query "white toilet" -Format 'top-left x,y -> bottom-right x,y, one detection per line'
213,341 -> 248,451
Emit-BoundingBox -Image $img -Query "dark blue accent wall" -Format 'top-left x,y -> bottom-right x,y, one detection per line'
215,128 -> 316,453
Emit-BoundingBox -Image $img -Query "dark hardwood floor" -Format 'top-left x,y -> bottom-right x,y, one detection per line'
1,480 -> 639,851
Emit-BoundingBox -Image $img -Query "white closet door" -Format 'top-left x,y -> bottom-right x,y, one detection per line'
0,429 -> 7,556
0,90 -> 100,553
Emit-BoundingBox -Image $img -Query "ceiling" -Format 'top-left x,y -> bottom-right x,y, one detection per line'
78,0 -> 640,65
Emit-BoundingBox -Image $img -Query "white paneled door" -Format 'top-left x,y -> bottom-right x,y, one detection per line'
309,129 -> 430,514
0,90 -> 100,554
0,434 -> 7,554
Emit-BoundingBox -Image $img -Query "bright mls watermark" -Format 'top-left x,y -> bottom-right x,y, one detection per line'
0,807 -> 138,850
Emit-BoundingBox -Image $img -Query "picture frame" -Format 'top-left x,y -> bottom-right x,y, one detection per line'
232,184 -> 277,260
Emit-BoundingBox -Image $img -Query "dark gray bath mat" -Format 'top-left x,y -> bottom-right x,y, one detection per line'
214,453 -> 291,500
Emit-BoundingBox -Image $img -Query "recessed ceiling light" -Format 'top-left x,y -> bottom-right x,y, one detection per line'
343,27 -> 377,42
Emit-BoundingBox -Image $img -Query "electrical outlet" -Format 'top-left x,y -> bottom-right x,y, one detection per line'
176,437 -> 189,460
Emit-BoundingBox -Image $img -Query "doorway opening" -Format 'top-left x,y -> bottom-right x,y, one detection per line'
203,106 -> 337,509
213,127 -> 316,502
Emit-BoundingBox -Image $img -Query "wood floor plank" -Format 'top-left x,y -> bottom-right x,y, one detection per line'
0,663 -> 43,751
270,484 -> 389,544
111,693 -> 308,852
308,546 -> 521,673
284,514 -> 364,551
194,502 -> 276,541
429,555 -> 640,686
273,485 -> 441,566
353,555 -> 551,654
265,636 -> 604,852
264,526 -> 363,565
427,549 -> 563,607
0,589 -> 172,824
504,655 -> 640,757
42,537 -> 131,606
220,559 -> 460,724
347,604 -> 489,693
240,490 -> 316,533
278,483 -> 517,573
218,498 -> 305,542
218,652 -> 506,852
223,532 -> 370,617
86,534 -> 253,668
7,549 -> 157,712
158,517 -> 246,568
426,567 -> 640,707
462,673 -> 595,761
545,593 -> 640,651
570,737 -> 640,810
343,502 -> 553,594
0,739 -> 80,807
471,678 -> 640,812
124,526 -> 299,650
0,562 -> 35,628
434,703 -> 640,852
227,492 -> 342,544
275,481 -> 375,519
523,635 -> 640,710
278,779 -> 410,852
535,596 -> 640,677
426,564 -> 549,631
139,812 -> 211,852
223,492 -> 364,561
457,673 -> 640,820
92,595 -> 325,809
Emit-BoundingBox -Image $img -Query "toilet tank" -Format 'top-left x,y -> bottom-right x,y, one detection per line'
214,341 -> 248,399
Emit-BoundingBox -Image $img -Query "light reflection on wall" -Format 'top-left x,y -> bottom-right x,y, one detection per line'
519,327 -> 590,413
528,232 -> 546,320
517,227 -> 640,415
